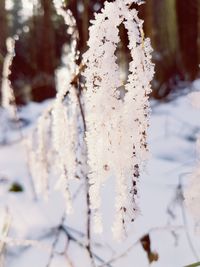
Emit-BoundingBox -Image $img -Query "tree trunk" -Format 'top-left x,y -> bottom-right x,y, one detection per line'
151,0 -> 179,98
40,0 -> 56,74
142,0 -> 155,47
0,0 -> 7,95
32,0 -> 57,102
82,0 -> 89,52
176,0 -> 199,80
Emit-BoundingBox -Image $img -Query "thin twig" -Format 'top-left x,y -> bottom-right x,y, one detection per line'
0,209 -> 11,267
99,225 -> 183,267
72,75 -> 95,266
60,226 -> 112,267
45,215 -> 66,267
43,216 -> 71,267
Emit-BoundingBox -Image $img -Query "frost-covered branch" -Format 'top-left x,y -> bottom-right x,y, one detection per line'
1,38 -> 16,117
83,0 -> 154,238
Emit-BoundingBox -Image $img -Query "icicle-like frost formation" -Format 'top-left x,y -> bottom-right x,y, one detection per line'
1,37 -> 16,117
28,108 -> 51,199
52,87 -> 78,213
83,0 -> 154,238
28,0 -> 80,212
52,0 -> 80,213
185,92 -> 200,229
53,0 -> 79,65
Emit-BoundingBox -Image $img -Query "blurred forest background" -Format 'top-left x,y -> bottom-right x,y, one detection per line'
0,0 -> 200,104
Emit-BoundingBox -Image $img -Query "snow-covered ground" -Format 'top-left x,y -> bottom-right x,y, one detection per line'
1,80 -> 200,267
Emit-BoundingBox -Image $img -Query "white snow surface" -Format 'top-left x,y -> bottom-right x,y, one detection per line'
1,80 -> 200,267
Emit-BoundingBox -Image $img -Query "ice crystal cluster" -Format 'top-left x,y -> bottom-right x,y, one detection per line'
83,0 -> 154,238
52,0 -> 80,213
52,85 -> 79,213
27,107 -> 51,199
24,0 -> 154,239
1,37 -> 16,117
185,91 -> 200,227
28,0 -> 80,210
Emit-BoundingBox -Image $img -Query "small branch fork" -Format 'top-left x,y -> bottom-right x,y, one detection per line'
45,64 -> 95,265
45,218 -> 183,267
45,217 -> 112,267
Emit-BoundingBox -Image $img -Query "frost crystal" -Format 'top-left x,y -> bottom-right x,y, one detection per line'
52,0 -> 80,213
1,38 -> 16,117
52,85 -> 78,214
83,0 -> 154,238
28,0 -> 80,212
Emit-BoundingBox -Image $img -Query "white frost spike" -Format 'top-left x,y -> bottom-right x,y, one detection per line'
52,90 -> 77,214
27,108 -> 51,200
52,0 -> 80,214
83,0 -> 154,238
52,45 -> 79,214
53,0 -> 79,65
52,87 -> 78,179
1,38 -> 16,117
35,113 -> 49,199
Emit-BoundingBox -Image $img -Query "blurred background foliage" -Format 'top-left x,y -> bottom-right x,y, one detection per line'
0,0 -> 200,104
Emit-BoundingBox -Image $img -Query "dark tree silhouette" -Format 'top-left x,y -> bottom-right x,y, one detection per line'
0,0 -> 8,93
176,0 -> 199,80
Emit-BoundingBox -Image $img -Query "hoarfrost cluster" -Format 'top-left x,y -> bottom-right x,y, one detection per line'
1,38 -> 16,116
2,0 -> 154,241
28,0 -> 81,212
83,0 -> 154,238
